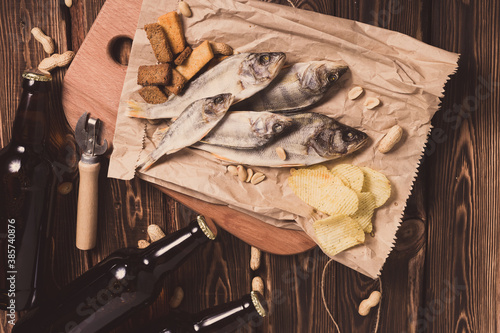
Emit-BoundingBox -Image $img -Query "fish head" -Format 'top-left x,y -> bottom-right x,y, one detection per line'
309,121 -> 368,158
202,93 -> 234,122
239,52 -> 286,88
301,61 -> 349,95
251,113 -> 294,138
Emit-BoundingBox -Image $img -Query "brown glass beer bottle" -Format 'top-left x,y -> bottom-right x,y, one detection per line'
12,216 -> 216,333
0,70 -> 56,311
141,291 -> 268,333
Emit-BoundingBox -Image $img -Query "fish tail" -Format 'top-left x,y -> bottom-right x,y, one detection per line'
136,154 -> 157,171
126,100 -> 153,119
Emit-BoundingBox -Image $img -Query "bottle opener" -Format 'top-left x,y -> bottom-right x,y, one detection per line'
75,112 -> 108,250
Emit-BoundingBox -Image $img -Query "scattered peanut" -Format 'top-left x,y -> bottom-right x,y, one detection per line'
178,1 -> 192,17
228,165 -> 266,185
169,286 -> 184,308
245,168 -> 254,182
378,125 -> 404,153
237,165 -> 247,182
38,51 -> 75,73
137,240 -> 150,249
209,41 -> 233,56
252,276 -> 265,296
31,27 -> 55,55
57,182 -> 73,195
358,290 -> 381,316
227,165 -> 238,176
250,246 -> 261,271
65,0 -> 72,8
275,147 -> 287,161
147,224 -> 166,242
251,172 -> 266,185
364,97 -> 380,109
348,86 -> 364,100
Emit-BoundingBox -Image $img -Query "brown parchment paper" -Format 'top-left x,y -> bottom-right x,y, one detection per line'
108,0 -> 459,278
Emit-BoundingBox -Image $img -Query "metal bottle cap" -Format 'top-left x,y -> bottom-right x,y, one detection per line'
22,69 -> 52,82
196,215 -> 216,240
250,291 -> 268,318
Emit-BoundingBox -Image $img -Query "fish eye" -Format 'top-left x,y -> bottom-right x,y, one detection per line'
259,54 -> 270,65
342,131 -> 356,142
272,123 -> 284,133
327,73 -> 338,82
214,96 -> 224,104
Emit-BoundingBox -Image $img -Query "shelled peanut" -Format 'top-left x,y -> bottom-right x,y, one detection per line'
227,165 -> 266,185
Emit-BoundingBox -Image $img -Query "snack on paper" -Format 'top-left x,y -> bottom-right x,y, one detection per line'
360,167 -> 391,207
175,40 -> 214,80
138,86 -> 169,104
288,168 -> 359,216
350,192 -> 377,233
164,68 -> 187,95
331,164 -> 365,193
137,64 -> 171,86
313,215 -> 365,256
144,23 -> 173,63
157,11 -> 187,55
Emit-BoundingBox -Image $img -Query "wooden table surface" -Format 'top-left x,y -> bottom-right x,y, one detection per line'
1,0 -> 499,332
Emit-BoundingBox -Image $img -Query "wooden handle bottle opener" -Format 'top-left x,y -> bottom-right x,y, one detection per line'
75,112 -> 108,250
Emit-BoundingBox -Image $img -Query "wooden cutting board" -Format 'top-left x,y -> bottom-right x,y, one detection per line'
61,0 -> 316,255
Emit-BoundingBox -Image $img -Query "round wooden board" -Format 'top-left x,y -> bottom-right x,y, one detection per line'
61,0 -> 316,255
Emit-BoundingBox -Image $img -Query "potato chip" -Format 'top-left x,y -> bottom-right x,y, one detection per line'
331,164 -> 364,192
360,167 -> 391,207
350,192 -> 376,233
288,168 -> 359,216
313,215 -> 365,256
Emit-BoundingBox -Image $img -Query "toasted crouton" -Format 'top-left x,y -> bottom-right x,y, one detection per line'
175,40 -> 214,80
157,12 -> 186,55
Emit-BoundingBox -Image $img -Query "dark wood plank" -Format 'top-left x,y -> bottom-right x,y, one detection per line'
424,0 -> 500,332
2,0 -> 498,332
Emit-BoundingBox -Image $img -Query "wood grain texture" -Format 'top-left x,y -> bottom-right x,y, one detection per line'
1,0 -> 498,332
424,0 -> 500,332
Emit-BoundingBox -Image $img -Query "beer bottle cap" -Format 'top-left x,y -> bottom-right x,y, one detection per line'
22,69 -> 52,82
197,215 -> 216,240
250,291 -> 267,318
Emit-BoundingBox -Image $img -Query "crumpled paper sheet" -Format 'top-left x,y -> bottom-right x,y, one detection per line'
109,0 -> 459,278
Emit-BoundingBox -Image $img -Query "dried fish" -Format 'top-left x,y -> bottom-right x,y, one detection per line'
194,112 -> 368,167
233,61 -> 348,112
127,52 -> 286,119
138,93 -> 234,170
200,111 -> 293,149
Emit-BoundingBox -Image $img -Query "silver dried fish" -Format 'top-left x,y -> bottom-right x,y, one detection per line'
138,93 -> 234,170
127,52 -> 286,119
233,61 -> 348,112
194,112 -> 368,167
200,111 -> 293,149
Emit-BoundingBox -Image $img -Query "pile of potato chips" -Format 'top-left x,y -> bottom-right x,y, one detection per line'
288,164 -> 391,256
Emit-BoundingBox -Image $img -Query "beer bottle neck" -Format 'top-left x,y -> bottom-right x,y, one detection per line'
141,216 -> 215,278
191,292 -> 267,332
11,77 -> 50,149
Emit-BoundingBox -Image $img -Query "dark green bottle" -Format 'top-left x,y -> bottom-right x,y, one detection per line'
12,216 -> 216,333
